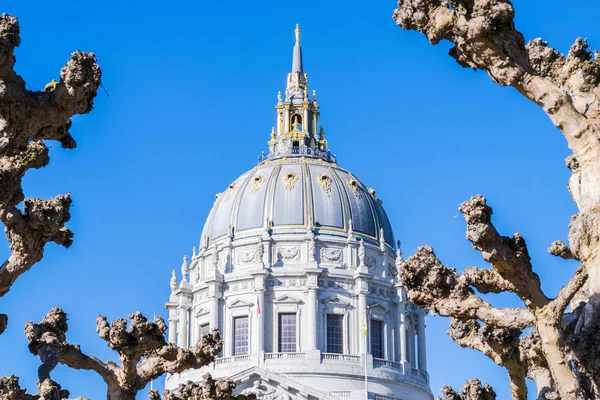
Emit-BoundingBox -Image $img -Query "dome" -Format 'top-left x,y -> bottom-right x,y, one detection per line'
166,25 -> 431,400
201,156 -> 395,249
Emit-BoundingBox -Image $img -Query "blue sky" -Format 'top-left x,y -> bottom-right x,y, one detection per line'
1,1 -> 598,398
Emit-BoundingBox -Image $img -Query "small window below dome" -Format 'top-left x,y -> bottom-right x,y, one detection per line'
278,313 -> 297,352
197,323 -> 209,343
370,319 -> 384,359
233,316 -> 249,355
326,314 -> 344,354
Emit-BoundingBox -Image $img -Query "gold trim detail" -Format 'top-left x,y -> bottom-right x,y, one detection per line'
317,174 -> 332,195
225,183 -> 237,200
251,175 -> 266,194
347,179 -> 361,199
283,172 -> 299,191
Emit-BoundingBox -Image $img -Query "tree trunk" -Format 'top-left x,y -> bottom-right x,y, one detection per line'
536,320 -> 583,399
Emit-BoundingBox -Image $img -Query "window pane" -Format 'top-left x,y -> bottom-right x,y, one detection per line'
233,316 -> 249,355
198,323 -> 210,343
327,314 -> 344,354
278,313 -> 297,352
371,319 -> 383,359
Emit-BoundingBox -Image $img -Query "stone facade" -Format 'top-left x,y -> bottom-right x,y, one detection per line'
165,26 -> 432,400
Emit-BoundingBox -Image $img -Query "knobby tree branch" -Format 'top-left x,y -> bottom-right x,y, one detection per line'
436,378 -> 497,400
0,13 -> 101,336
148,374 -> 255,400
399,195 -> 589,399
393,1 -> 600,395
24,308 -> 240,400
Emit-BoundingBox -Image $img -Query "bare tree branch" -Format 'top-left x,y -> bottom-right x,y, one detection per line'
149,374 -> 255,400
438,378 -> 497,400
0,13 -> 101,333
401,246 -> 535,329
24,309 -> 226,400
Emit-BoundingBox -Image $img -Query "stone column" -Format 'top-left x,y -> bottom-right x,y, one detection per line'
209,296 -> 219,331
399,310 -> 408,364
354,258 -> 371,357
408,321 -> 416,367
417,312 -> 427,372
177,306 -> 189,348
256,289 -> 265,353
358,292 -> 367,355
306,287 -> 317,350
305,269 -> 321,364
168,317 -> 177,344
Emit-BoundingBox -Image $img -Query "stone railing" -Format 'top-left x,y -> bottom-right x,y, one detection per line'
373,358 -> 403,370
411,367 -> 429,383
373,395 -> 398,400
214,355 -> 250,365
322,353 -> 360,363
265,352 -> 307,360
327,391 -> 352,397
258,146 -> 337,164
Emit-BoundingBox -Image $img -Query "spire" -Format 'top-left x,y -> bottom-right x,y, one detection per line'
258,26 -> 336,165
292,24 -> 303,73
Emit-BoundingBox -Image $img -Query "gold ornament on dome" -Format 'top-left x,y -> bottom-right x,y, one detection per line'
347,179 -> 361,199
317,174 -> 332,195
225,183 -> 237,200
251,175 -> 266,194
283,172 -> 299,191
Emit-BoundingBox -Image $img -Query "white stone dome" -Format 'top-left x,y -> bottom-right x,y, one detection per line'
201,156 -> 395,249
166,26 -> 431,400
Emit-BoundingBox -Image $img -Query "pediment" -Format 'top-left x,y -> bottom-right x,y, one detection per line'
230,367 -> 338,400
195,306 -> 210,317
322,294 -> 350,306
272,294 -> 303,305
227,299 -> 253,309
368,301 -> 389,313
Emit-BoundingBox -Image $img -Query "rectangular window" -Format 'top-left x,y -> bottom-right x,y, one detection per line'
198,323 -> 209,342
278,313 -> 297,352
371,319 -> 384,359
327,314 -> 344,354
233,316 -> 249,355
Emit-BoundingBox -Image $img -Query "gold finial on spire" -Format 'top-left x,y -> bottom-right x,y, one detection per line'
295,24 -> 301,45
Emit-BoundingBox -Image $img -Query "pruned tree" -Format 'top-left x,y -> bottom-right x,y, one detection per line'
437,378 -> 497,400
393,0 -> 600,398
148,374 -> 255,400
23,308 -> 242,400
0,12 -> 100,332
0,14 -> 243,400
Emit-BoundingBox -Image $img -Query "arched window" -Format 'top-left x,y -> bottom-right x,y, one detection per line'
291,114 -> 303,131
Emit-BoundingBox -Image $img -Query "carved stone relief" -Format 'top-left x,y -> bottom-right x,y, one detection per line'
240,379 -> 284,399
238,249 -> 256,264
366,256 -> 377,269
277,246 -> 300,261
320,247 -> 342,263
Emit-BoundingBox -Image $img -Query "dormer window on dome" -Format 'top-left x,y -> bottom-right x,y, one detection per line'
261,25 -> 336,164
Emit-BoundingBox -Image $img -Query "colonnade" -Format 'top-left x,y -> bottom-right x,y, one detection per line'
167,286 -> 428,374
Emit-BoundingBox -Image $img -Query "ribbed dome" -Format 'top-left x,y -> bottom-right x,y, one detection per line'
201,157 -> 395,248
